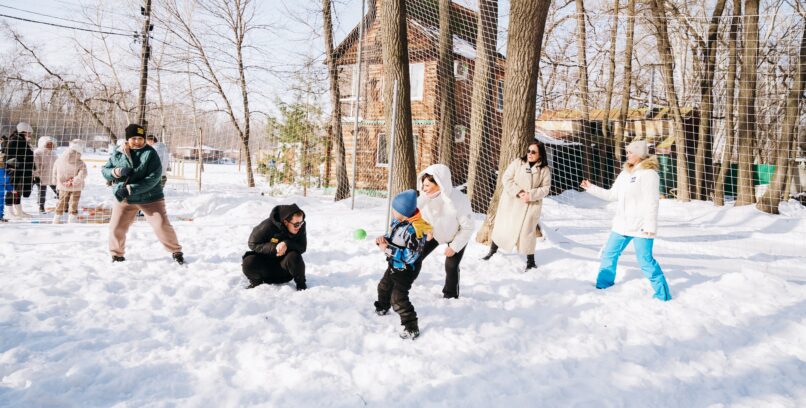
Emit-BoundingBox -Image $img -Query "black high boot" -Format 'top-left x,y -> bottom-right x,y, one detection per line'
481,242 -> 499,261
525,254 -> 537,271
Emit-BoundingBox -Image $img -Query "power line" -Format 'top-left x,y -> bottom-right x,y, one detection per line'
0,4 -> 130,34
0,12 -> 132,37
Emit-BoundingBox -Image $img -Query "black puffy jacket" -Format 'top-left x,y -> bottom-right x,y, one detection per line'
248,203 -> 307,256
3,132 -> 35,195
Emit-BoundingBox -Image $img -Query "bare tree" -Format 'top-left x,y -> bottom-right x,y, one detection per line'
650,0 -> 690,201
466,0 -> 498,212
714,0 -> 741,206
436,0 -> 456,167
161,0 -> 262,187
735,0 -> 760,206
575,0 -> 593,180
757,19 -> 806,213
323,0 -> 350,200
481,0 -> 552,233
615,0 -> 635,166
380,0 -> 416,195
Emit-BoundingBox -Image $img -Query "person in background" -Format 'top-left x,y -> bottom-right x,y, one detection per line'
52,140 -> 87,224
2,123 -> 36,219
0,153 -> 10,222
482,140 -> 552,272
580,140 -> 672,302
33,136 -> 59,213
242,203 -> 307,290
102,124 -> 184,264
374,189 -> 432,340
416,164 -> 474,299
146,134 -> 170,188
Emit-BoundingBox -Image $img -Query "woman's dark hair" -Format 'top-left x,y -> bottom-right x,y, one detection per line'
420,173 -> 436,184
520,140 -> 548,168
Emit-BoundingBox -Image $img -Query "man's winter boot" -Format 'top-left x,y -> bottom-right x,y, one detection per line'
400,322 -> 420,340
112,256 -> 126,262
481,242 -> 498,261
172,252 -> 185,265
52,214 -> 62,224
245,281 -> 261,289
374,301 -> 390,316
524,254 -> 537,272
39,205 -> 46,214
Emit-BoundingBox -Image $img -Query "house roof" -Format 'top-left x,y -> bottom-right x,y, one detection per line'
537,107 -> 697,121
333,0 -> 504,63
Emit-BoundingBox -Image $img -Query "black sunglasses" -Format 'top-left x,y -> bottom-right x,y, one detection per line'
527,149 -> 539,154
286,220 -> 305,228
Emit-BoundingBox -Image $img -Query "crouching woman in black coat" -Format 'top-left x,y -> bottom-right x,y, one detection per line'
242,203 -> 308,290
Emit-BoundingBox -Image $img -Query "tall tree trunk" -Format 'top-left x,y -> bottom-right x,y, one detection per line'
757,19 -> 806,213
466,0 -> 498,212
483,0 -> 552,225
650,0 -> 689,201
575,0 -> 592,180
695,0 -> 726,201
601,0 -> 620,186
735,0 -> 760,206
323,0 -> 350,200
436,0 -> 456,167
615,0 -> 636,167
381,0 -> 416,195
714,0 -> 741,206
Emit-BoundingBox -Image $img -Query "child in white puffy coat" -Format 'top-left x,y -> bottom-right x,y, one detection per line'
581,140 -> 671,301
52,140 -> 87,224
33,136 -> 59,213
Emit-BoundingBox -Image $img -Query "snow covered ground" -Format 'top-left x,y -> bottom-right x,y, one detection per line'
1,163 -> 805,407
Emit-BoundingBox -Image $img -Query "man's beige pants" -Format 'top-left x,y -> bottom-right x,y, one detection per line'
109,199 -> 182,257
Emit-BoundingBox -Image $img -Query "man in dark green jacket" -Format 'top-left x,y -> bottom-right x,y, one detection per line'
102,124 -> 184,264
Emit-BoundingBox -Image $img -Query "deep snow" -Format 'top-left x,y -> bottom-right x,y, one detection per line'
1,162 -> 805,407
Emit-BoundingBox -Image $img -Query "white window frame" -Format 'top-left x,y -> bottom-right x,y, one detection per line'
410,63 -> 425,101
339,64 -> 361,121
376,132 -> 389,167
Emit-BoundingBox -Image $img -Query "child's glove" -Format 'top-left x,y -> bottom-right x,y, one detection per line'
114,187 -> 130,200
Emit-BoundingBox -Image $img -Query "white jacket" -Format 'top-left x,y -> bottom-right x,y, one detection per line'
33,136 -> 58,185
416,164 -> 475,252
586,156 -> 660,237
150,142 -> 170,174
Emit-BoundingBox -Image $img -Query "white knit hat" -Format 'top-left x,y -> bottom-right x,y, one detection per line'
17,122 -> 33,134
626,140 -> 649,158
68,139 -> 85,152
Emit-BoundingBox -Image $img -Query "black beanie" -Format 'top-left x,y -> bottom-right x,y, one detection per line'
125,124 -> 145,139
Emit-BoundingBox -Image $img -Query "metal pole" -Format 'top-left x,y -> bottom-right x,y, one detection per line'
350,0 -> 366,210
385,81 -> 399,233
136,0 -> 153,128
649,67 -> 655,114
197,127 -> 203,192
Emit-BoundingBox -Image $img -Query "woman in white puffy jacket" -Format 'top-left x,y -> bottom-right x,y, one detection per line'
580,140 -> 672,301
416,164 -> 474,299
33,136 -> 59,213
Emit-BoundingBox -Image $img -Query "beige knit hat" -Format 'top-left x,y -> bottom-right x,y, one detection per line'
626,140 -> 649,158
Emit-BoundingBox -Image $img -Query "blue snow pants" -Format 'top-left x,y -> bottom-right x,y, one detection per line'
596,232 -> 672,301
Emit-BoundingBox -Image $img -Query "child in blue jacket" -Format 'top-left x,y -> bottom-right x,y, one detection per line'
374,189 -> 432,340
0,155 -> 13,222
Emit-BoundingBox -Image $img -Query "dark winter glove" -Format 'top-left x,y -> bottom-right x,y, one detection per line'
296,282 -> 307,291
114,187 -> 130,201
117,167 -> 133,178
32,176 -> 40,185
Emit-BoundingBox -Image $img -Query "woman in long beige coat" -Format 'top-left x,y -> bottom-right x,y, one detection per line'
483,140 -> 551,271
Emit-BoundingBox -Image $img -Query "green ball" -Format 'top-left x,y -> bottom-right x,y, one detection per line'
353,228 -> 367,240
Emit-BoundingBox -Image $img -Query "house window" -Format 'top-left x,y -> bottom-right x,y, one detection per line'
454,60 -> 469,80
497,79 -> 504,112
376,132 -> 388,167
454,125 -> 467,143
339,64 -> 361,120
410,63 -> 425,101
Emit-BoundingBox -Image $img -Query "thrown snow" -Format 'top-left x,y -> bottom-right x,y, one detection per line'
1,163 -> 805,407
